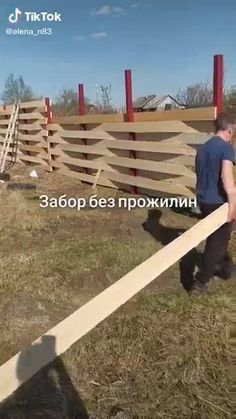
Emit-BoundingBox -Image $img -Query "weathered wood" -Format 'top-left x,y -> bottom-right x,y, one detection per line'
134,107 -> 217,122
18,155 -> 44,164
52,114 -> 124,125
51,144 -> 114,157
98,121 -> 198,134
0,203 -> 228,403
103,171 -> 195,197
104,156 -> 195,177
51,107 -> 216,125
18,145 -> 44,153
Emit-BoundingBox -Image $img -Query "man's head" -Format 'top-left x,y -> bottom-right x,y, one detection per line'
215,113 -> 236,143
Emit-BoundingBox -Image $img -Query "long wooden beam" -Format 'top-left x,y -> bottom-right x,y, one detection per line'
51,107 -> 216,125
0,203 -> 228,404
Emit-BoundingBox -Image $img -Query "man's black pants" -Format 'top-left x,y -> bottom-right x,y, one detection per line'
196,203 -> 233,285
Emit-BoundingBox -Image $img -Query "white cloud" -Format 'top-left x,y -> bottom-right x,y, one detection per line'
131,3 -> 138,8
90,32 -> 108,38
92,5 -> 125,16
74,35 -> 85,41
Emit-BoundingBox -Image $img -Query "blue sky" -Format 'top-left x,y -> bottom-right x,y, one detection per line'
0,0 -> 236,106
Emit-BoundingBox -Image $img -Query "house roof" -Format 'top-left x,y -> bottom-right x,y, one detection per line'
133,94 -> 185,110
133,95 -> 155,109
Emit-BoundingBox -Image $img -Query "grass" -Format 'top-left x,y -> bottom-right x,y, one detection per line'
0,164 -> 235,418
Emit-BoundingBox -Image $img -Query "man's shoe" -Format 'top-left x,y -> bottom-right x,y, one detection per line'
190,280 -> 208,295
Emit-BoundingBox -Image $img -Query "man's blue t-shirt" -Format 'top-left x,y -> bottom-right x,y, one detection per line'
195,136 -> 235,204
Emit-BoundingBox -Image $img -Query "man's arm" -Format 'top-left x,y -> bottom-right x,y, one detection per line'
221,160 -> 236,221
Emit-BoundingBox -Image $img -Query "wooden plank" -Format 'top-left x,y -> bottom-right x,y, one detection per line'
104,156 -> 195,177
5,100 -> 45,111
18,145 -> 44,153
50,107 -> 216,125
18,155 -> 43,164
0,203 -> 228,403
166,175 -> 196,188
98,139 -> 196,155
56,129 -> 114,141
50,139 -> 196,157
166,155 -> 195,167
18,134 -> 46,142
18,113 -> 46,121
51,144 -> 114,157
56,156 -> 104,170
52,114 -> 124,125
134,107 -> 217,122
97,121 -> 199,134
161,132 -> 210,145
18,124 -> 45,131
45,124 -> 63,132
55,168 -> 117,188
103,171 -> 195,197
45,129 -> 114,141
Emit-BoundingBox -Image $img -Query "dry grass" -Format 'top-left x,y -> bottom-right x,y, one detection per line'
0,164 -> 235,418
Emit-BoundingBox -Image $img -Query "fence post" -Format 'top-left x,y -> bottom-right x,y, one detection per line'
78,83 -> 88,174
125,69 -> 137,195
45,97 -> 53,172
213,54 -> 224,116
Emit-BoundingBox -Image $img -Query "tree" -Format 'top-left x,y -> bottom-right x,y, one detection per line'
53,88 -> 92,116
1,74 -> 36,104
94,84 -> 117,114
175,82 -> 213,108
100,84 -> 113,113
224,86 -> 236,112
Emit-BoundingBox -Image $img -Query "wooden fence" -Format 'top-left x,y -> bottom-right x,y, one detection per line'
0,102 -> 217,197
0,100 -> 48,169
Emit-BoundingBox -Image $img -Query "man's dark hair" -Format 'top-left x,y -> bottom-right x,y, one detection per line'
214,113 -> 236,132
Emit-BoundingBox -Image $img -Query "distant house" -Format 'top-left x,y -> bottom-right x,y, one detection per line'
133,95 -> 186,112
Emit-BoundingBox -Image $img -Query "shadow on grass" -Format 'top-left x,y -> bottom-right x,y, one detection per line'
0,336 -> 89,419
142,209 -> 202,292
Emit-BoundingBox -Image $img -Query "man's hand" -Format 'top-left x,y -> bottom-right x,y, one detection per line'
228,201 -> 236,222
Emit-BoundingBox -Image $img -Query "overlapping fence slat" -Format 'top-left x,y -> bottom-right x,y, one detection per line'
0,103 -> 215,198
0,101 -> 48,169
46,119 -> 202,197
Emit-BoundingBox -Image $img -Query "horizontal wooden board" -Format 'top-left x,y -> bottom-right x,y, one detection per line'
162,132 -> 210,145
103,171 -> 194,197
18,134 -> 47,142
55,168 -> 117,189
52,114 -> 124,125
50,107 -> 216,125
104,156 -> 195,177
98,139 -> 196,155
134,107 -> 217,122
18,155 -> 44,164
50,129 -> 114,141
50,144 -> 114,157
97,121 -> 199,134
4,100 -> 46,111
18,145 -> 44,153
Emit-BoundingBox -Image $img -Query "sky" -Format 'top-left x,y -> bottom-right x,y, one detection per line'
0,0 -> 236,106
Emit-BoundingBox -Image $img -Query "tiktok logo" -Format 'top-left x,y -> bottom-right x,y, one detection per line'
8,8 -> 22,24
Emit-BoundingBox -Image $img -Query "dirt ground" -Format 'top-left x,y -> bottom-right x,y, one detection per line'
0,163 -> 235,419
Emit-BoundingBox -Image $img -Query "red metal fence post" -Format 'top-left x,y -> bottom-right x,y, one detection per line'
213,54 -> 224,116
78,83 -> 85,116
125,69 -> 137,194
78,83 -> 88,174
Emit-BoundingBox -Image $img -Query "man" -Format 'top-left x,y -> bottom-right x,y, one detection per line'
192,113 -> 236,293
